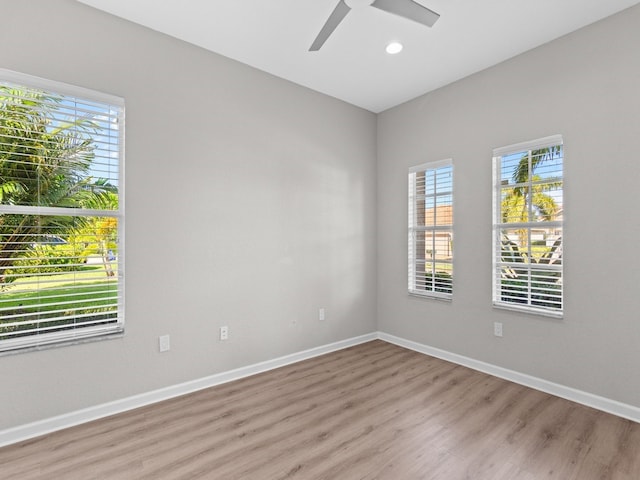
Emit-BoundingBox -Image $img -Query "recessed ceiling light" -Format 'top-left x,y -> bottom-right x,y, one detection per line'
386,42 -> 403,54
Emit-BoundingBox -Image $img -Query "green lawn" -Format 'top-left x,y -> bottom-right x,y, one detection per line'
0,266 -> 118,333
5,262 -> 117,292
0,281 -> 118,311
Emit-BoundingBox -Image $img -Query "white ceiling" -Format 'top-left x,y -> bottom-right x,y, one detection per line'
77,0 -> 640,113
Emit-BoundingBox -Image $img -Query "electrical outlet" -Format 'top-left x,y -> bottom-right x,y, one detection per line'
319,308 -> 325,321
493,322 -> 503,337
159,335 -> 170,352
220,326 -> 229,341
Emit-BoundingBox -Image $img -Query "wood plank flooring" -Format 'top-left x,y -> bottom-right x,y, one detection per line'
1,340 -> 639,479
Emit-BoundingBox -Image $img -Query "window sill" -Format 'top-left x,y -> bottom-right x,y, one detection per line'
409,291 -> 452,302
493,302 -> 563,319
0,329 -> 124,357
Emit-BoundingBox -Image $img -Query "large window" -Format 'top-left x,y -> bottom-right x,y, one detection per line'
409,160 -> 453,299
0,69 -> 124,352
493,135 -> 563,316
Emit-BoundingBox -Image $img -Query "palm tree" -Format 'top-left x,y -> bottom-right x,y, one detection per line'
0,86 -> 116,284
501,147 -> 562,250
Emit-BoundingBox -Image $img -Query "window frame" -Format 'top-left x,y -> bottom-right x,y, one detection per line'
0,69 -> 125,353
408,159 -> 453,300
492,135 -> 563,318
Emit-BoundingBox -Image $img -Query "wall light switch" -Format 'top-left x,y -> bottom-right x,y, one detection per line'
159,335 -> 170,352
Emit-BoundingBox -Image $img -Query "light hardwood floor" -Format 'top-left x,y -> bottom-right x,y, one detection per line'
1,340 -> 639,479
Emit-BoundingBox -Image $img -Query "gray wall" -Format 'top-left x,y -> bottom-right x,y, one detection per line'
377,5 -> 640,407
0,0 -> 377,429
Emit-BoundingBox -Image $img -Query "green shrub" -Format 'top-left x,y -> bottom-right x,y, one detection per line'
11,244 -> 84,277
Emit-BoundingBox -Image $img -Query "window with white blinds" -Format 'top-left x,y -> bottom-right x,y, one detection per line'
0,69 -> 124,353
493,135 -> 563,317
409,159 -> 453,299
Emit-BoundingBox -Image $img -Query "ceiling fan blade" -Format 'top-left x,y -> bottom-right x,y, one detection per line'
371,0 -> 440,28
309,0 -> 351,51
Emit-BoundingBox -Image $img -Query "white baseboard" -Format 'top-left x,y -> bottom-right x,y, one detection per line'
378,332 -> 640,424
0,332 -> 377,448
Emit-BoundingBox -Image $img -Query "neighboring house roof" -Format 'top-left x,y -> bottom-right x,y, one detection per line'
424,205 -> 453,226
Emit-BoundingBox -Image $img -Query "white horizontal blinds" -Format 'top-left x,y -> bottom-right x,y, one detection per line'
0,70 -> 124,352
409,159 -> 453,299
0,88 -> 120,206
493,136 -> 563,315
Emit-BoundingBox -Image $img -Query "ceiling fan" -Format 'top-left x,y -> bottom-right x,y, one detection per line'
309,0 -> 440,51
